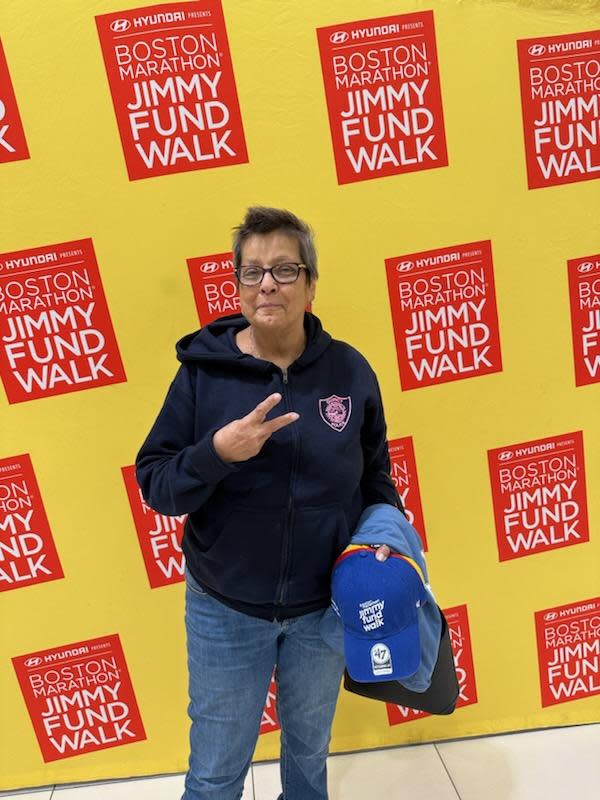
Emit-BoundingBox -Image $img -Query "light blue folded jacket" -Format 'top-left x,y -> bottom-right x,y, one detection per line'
320,503 -> 442,692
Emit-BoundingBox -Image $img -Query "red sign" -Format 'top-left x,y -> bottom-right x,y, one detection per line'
568,254 -> 600,386
386,604 -> 477,725
536,597 -> 600,707
517,30 -> 600,189
122,465 -> 186,588
96,1 -> 248,181
387,437 -> 427,550
188,251 -> 239,324
317,11 -> 448,185
385,240 -> 502,390
259,672 -> 280,735
488,431 -> 589,561
0,238 -> 126,403
0,454 -> 63,591
0,38 -> 29,163
13,634 -> 146,761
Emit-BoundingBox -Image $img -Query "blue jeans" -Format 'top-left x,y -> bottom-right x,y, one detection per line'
182,568 -> 345,800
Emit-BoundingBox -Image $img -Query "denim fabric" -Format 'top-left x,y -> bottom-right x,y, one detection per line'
182,567 -> 345,800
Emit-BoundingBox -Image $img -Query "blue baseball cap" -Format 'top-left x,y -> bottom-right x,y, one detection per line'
331,545 -> 430,682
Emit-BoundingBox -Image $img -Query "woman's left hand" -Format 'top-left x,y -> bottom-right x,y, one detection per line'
375,544 -> 391,562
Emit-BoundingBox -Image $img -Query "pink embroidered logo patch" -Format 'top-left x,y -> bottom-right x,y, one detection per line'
319,395 -> 352,432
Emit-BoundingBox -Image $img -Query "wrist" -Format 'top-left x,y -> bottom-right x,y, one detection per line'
211,431 -> 228,462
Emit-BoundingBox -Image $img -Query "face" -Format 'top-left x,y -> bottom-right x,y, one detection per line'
238,231 -> 316,334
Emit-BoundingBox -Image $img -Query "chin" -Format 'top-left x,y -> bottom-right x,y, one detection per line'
256,308 -> 285,319
257,317 -> 284,329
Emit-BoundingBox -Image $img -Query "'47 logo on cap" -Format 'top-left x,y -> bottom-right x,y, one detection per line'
371,643 -> 393,676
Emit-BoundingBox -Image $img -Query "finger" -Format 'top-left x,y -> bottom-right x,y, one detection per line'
247,393 -> 282,422
263,411 -> 300,435
375,545 -> 391,562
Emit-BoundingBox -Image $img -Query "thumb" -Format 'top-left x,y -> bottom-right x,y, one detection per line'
375,545 -> 391,562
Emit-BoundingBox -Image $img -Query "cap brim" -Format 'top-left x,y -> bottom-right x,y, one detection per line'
343,618 -> 422,682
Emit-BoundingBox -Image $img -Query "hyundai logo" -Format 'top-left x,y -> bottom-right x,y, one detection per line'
578,262 -> 594,273
498,451 -> 514,461
528,44 -> 546,56
200,261 -> 220,273
24,657 -> 43,667
396,261 -> 414,272
329,31 -> 349,44
110,19 -> 131,33
544,612 -> 558,621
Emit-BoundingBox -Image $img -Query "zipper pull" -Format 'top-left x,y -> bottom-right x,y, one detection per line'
282,367 -> 288,384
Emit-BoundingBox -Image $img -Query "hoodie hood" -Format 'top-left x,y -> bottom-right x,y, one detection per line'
176,312 -> 332,373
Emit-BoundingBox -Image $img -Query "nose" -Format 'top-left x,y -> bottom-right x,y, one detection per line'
259,271 -> 278,291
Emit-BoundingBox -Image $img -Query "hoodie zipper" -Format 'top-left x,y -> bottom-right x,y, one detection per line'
275,364 -> 298,609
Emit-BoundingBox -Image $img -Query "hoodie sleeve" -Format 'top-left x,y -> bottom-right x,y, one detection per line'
360,369 -> 405,514
135,365 -> 239,515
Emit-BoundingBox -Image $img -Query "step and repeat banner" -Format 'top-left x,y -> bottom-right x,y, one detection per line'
1,0 -> 599,791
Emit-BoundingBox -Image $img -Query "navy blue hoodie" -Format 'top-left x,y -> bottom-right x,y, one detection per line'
135,312 -> 403,620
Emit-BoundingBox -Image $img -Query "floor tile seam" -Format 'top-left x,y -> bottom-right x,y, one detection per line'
433,742 -> 462,800
10,726 -> 598,799
12,726 -> 597,796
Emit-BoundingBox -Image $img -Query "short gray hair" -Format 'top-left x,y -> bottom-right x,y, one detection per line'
232,206 -> 318,284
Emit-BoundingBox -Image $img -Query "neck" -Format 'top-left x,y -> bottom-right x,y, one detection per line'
249,322 -> 306,362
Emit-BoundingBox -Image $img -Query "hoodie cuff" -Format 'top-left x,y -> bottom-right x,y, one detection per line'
183,428 -> 240,485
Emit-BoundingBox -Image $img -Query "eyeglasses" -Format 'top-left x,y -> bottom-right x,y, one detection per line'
236,262 -> 308,286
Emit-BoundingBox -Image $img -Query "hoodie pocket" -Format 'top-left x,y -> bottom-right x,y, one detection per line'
286,502 -> 350,604
200,505 -> 285,604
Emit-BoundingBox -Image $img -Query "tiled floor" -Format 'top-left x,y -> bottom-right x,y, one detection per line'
2,723 -> 598,800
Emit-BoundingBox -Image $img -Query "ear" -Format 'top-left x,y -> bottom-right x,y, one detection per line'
307,280 -> 316,305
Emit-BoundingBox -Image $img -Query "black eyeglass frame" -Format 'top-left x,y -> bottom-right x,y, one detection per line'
235,262 -> 308,286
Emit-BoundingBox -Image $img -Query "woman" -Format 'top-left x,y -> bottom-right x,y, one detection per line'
136,207 -> 402,800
